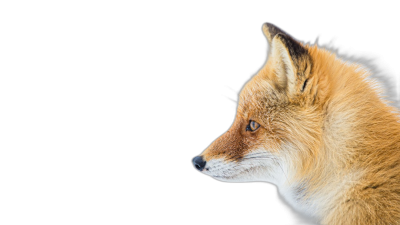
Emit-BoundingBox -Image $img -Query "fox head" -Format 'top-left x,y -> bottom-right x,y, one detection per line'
193,23 -> 332,185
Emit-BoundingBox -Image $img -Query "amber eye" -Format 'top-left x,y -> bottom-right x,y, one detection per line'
246,120 -> 260,132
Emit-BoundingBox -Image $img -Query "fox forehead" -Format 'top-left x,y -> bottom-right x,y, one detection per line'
238,67 -> 289,121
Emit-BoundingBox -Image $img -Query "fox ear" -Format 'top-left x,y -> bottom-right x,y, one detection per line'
262,23 -> 288,45
263,23 -> 312,96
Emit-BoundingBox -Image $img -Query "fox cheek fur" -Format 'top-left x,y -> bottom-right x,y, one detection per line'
193,23 -> 400,224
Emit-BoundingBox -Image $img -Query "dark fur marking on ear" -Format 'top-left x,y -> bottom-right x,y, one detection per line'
265,23 -> 314,76
265,22 -> 298,41
301,79 -> 308,92
265,23 -> 288,40
275,33 -> 313,85
276,33 -> 308,65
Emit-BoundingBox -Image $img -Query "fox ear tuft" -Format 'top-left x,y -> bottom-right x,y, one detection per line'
269,32 -> 312,96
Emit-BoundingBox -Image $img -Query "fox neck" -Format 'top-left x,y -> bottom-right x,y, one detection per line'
270,52 -> 400,219
289,104 -> 400,219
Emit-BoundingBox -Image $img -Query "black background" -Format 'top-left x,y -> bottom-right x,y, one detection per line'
129,5 -> 399,224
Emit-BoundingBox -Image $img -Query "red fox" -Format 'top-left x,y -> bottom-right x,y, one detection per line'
192,23 -> 400,224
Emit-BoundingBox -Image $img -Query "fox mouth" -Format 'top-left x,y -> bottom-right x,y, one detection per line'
210,175 -> 229,179
201,164 -> 239,180
204,164 -> 266,181
207,173 -> 237,181
194,152 -> 280,182
212,175 -> 225,178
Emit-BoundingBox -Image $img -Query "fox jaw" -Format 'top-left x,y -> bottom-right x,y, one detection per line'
193,23 -> 400,224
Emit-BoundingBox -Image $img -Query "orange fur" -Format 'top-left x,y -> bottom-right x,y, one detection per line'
194,23 -> 400,224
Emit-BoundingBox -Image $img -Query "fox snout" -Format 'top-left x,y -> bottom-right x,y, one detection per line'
192,156 -> 206,171
192,116 -> 274,181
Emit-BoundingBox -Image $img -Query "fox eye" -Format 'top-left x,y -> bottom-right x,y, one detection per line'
246,120 -> 260,132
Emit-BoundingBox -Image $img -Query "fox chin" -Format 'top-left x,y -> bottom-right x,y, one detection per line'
193,23 -> 400,225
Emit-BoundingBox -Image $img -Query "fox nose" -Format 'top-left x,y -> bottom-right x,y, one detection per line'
192,156 -> 206,171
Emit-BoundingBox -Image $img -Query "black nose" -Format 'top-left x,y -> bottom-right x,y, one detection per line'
192,156 -> 206,171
